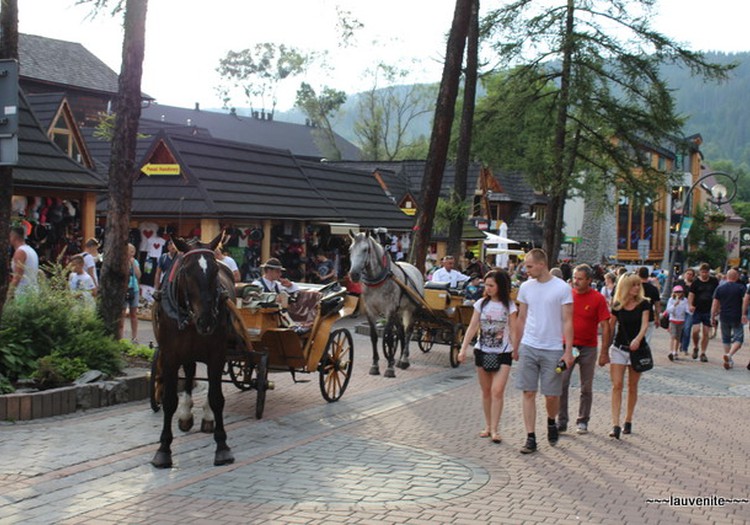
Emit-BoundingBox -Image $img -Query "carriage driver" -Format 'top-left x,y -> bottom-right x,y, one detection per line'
431,255 -> 471,288
253,258 -> 299,295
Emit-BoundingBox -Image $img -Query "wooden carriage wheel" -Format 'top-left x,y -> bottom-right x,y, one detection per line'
319,328 -> 354,402
416,327 -> 436,353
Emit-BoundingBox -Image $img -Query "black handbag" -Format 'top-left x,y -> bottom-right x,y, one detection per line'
659,312 -> 670,329
630,340 -> 654,373
480,350 -> 501,372
617,305 -> 654,373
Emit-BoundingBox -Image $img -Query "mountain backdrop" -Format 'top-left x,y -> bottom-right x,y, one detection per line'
266,51 -> 750,167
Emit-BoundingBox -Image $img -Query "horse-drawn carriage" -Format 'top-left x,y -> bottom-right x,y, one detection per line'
149,281 -> 358,420
411,282 -> 475,368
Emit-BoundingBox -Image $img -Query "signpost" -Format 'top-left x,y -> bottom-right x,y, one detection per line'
637,238 -> 650,261
140,163 -> 181,176
0,59 -> 19,166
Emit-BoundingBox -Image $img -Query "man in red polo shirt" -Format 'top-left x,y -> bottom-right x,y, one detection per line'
557,264 -> 611,434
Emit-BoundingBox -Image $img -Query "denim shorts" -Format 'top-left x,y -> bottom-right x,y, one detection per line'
693,311 -> 712,327
720,322 -> 744,346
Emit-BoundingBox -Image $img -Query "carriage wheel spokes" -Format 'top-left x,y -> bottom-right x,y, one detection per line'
416,327 -> 435,353
227,359 -> 255,391
450,323 -> 465,369
319,328 -> 354,402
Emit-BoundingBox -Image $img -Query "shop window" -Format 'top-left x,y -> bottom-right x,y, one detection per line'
532,204 -> 546,223
617,193 -> 657,251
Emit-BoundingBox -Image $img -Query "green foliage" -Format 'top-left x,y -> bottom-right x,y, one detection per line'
122,339 -> 155,361
472,69 -> 556,188
687,206 -> 727,268
217,43 -> 309,114
434,193 -> 469,235
0,263 -> 125,381
33,354 -> 88,389
354,63 -> 436,161
295,82 -> 347,160
481,0 -> 734,257
0,327 -> 35,381
0,373 -> 13,395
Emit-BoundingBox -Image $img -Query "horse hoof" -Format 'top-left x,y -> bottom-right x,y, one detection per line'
369,365 -> 380,376
200,419 -> 215,433
214,449 -> 235,466
384,368 -> 396,378
396,360 -> 410,370
151,451 -> 173,469
178,416 -> 194,432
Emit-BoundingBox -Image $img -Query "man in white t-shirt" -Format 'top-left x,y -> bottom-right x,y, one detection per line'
512,248 -> 574,454
431,255 -> 470,288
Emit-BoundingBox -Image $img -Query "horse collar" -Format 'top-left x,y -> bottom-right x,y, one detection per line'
363,252 -> 392,288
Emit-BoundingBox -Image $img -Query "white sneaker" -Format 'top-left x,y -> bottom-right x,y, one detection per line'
729,355 -> 734,369
576,422 -> 588,434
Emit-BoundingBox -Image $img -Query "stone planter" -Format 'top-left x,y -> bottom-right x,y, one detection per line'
0,370 -> 149,422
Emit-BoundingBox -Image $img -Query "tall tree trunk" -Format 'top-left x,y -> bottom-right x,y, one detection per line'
410,0 -> 473,273
0,0 -> 18,318
447,0 -> 479,262
97,0 -> 148,336
544,0 -> 575,265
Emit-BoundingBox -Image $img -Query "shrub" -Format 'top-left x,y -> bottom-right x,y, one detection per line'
33,354 -> 88,388
0,373 -> 14,394
122,340 -> 155,361
0,262 -> 125,381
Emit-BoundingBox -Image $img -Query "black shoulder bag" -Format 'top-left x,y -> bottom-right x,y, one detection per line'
620,304 -> 653,373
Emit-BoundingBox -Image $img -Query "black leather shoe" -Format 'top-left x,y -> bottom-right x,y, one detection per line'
609,426 -> 621,439
623,422 -> 632,434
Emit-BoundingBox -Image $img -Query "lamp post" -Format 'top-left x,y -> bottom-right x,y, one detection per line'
661,170 -> 738,302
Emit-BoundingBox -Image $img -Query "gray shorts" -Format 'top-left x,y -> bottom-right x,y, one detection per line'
515,344 -> 564,396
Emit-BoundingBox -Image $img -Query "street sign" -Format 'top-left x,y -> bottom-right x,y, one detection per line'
0,59 -> 19,166
637,239 -> 650,260
679,216 -> 694,241
141,163 -> 180,176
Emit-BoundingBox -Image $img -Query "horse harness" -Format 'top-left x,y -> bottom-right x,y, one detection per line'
163,249 -> 224,331
362,246 -> 422,307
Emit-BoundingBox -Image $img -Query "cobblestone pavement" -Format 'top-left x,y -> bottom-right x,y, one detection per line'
1,319 -> 749,524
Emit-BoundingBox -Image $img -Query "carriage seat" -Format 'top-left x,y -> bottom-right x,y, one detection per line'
425,281 -> 450,290
286,290 -> 322,328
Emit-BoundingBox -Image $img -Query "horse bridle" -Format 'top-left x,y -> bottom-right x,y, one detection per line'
360,238 -> 392,288
168,248 -> 224,331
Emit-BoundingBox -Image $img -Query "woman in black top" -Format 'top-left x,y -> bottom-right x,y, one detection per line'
600,273 -> 650,439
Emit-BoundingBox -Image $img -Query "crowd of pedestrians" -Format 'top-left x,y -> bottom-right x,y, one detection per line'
448,249 -> 750,453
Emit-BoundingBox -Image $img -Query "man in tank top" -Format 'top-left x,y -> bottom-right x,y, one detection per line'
9,225 -> 39,298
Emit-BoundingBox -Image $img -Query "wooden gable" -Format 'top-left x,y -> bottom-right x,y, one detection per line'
48,98 -> 95,170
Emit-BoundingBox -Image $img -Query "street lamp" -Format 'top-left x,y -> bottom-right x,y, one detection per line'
661,170 -> 738,302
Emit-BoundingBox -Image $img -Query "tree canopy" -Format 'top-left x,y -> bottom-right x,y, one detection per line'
481,0 -> 734,261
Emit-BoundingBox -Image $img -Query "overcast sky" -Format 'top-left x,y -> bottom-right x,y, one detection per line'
16,0 -> 750,111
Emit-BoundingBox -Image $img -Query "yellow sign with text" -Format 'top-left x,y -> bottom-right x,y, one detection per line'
141,163 -> 181,176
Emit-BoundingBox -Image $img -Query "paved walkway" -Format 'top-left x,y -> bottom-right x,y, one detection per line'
1,319 -> 749,524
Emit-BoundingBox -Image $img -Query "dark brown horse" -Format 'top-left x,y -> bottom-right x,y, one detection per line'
151,233 -> 236,468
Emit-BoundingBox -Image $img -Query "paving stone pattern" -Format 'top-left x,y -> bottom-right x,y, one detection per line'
0,319 -> 748,524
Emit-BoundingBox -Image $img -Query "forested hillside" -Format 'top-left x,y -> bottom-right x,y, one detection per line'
662,51 -> 750,166
329,52 -> 749,166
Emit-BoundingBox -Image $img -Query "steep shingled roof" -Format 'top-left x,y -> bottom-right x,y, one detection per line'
297,161 -> 414,231
141,103 -> 361,161
82,118 -> 213,174
105,131 -> 343,221
19,33 -> 121,96
25,92 -> 65,130
331,160 -> 483,204
14,91 -> 105,191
